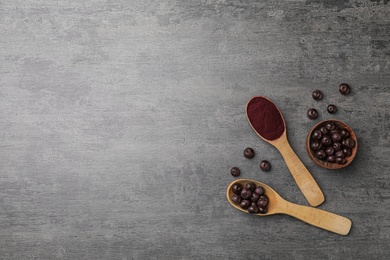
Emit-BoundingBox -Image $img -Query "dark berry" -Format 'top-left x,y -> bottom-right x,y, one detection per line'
312,89 -> 323,100
333,142 -> 342,152
339,83 -> 351,95
316,150 -> 327,160
257,194 -> 269,207
245,182 -> 256,192
327,155 -> 336,163
230,167 -> 241,177
260,160 -> 271,172
319,126 -> 329,135
254,186 -> 265,195
231,183 -> 243,195
248,204 -> 259,214
335,150 -> 345,158
336,157 -> 346,164
307,108 -> 319,119
243,148 -> 255,158
231,194 -> 242,204
340,128 -> 350,138
325,122 -> 336,131
342,138 -> 355,149
312,130 -> 322,140
240,188 -> 252,200
325,146 -> 335,156
321,135 -> 332,146
258,207 -> 268,214
343,148 -> 352,156
331,132 -> 342,142
240,200 -> 250,210
327,104 -> 337,114
250,192 -> 260,203
310,141 -> 322,151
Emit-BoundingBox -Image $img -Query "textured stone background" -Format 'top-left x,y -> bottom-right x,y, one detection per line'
1,0 -> 389,259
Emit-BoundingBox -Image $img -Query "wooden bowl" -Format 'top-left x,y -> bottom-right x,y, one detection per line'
306,120 -> 357,169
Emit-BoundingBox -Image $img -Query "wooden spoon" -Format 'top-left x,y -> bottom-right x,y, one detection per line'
227,179 -> 352,235
246,96 -> 325,207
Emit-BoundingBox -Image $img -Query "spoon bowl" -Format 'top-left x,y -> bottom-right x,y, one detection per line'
227,179 -> 280,216
227,179 -> 352,235
246,96 -> 325,207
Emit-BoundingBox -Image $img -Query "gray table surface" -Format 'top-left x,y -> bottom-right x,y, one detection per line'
1,0 -> 389,259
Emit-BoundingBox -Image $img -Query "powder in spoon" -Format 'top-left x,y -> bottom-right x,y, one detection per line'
247,97 -> 285,140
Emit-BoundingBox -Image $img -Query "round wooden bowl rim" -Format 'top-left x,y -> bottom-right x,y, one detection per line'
306,119 -> 358,170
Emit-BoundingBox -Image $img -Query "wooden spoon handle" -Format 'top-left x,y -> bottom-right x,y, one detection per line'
276,139 -> 325,207
281,201 -> 352,235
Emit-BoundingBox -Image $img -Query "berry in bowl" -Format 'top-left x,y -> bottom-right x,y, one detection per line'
306,120 -> 357,169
